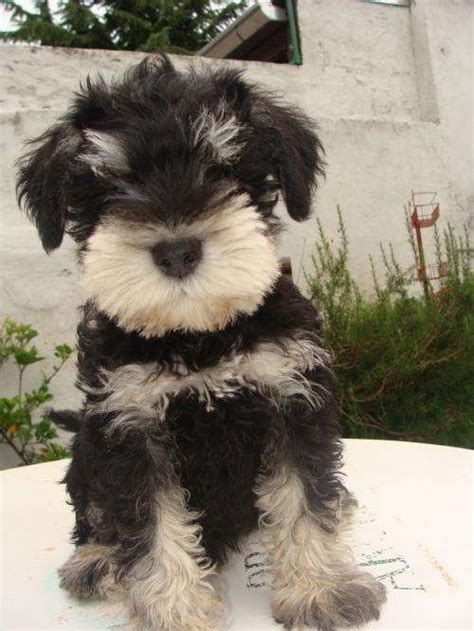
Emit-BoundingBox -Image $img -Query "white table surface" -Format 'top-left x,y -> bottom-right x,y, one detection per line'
1,439 -> 472,631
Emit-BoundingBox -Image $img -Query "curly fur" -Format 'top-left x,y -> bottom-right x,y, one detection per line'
17,53 -> 385,630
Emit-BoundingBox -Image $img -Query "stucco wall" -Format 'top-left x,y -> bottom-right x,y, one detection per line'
0,0 -> 472,460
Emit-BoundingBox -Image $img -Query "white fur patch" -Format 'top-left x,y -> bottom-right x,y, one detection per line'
255,465 -> 386,627
81,193 -> 280,337
128,485 -> 221,630
81,130 -> 128,175
193,105 -> 243,163
88,337 -> 331,437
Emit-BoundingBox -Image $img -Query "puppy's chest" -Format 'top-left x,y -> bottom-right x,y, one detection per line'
92,337 -> 329,435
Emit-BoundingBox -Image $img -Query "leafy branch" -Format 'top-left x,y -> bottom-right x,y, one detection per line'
0,319 -> 73,465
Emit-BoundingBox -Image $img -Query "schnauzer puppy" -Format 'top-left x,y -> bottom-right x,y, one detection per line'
17,54 -> 386,630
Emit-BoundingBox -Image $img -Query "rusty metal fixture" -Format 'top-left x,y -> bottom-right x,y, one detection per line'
408,191 -> 447,298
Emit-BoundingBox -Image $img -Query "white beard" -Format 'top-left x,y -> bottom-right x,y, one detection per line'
81,193 -> 280,337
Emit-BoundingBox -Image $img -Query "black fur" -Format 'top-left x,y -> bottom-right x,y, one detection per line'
17,54 -> 324,253
46,408 -> 81,433
17,54 -> 385,630
63,276 -> 341,568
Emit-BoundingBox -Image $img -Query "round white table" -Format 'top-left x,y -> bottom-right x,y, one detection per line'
1,439 -> 472,630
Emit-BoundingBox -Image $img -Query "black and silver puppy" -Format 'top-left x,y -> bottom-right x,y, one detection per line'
17,54 -> 386,630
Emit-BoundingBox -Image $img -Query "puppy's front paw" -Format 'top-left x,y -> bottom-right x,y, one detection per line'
328,572 -> 386,628
273,571 -> 386,630
58,544 -> 120,600
130,581 -> 223,630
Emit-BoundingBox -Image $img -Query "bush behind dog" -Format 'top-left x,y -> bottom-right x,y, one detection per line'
306,207 -> 474,448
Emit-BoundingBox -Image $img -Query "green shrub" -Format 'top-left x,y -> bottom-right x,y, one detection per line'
306,208 -> 474,448
0,319 -> 73,465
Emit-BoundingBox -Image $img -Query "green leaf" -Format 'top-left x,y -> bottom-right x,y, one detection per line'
34,418 -> 58,442
14,347 -> 43,367
38,442 -> 70,462
54,344 -> 74,360
17,424 -> 33,443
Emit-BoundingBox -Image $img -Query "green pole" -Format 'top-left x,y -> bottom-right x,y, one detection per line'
285,0 -> 303,65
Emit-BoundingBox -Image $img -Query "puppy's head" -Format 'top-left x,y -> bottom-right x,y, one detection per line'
17,54 -> 324,337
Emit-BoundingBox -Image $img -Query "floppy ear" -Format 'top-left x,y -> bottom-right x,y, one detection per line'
16,54 -> 176,254
17,124 -> 81,252
256,99 -> 325,221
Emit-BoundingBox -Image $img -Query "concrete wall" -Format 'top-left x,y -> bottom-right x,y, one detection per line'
0,0 -> 472,462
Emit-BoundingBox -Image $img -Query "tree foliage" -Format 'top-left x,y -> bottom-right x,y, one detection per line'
0,0 -> 248,53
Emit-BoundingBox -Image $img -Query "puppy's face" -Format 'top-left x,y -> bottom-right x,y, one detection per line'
18,55 -> 324,337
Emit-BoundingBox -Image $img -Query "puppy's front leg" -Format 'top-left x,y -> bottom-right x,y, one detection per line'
127,480 -> 221,631
62,417 -> 221,631
255,397 -> 386,630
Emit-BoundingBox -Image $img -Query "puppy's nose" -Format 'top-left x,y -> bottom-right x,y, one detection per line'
151,238 -> 202,279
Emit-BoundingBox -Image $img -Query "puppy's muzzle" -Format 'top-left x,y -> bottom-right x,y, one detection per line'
151,238 -> 202,279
